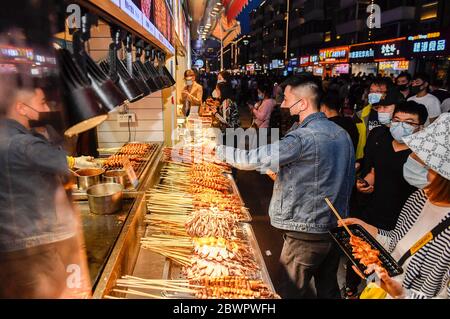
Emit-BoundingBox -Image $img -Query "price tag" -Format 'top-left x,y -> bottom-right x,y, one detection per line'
122,157 -> 139,189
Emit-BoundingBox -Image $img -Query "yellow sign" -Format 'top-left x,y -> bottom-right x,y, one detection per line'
410,232 -> 433,255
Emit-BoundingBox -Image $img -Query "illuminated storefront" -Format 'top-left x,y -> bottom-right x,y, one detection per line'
406,30 -> 450,81
349,42 -> 377,76
319,46 -> 350,78
374,37 -> 410,77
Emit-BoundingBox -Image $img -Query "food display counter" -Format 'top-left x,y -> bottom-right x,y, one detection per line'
79,119 -> 277,298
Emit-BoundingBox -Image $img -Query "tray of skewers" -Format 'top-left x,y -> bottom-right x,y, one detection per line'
329,224 -> 403,278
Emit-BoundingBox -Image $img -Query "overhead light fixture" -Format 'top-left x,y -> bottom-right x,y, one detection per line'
57,48 -> 108,137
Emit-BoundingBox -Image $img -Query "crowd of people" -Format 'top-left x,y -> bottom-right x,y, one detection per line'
192,68 -> 449,299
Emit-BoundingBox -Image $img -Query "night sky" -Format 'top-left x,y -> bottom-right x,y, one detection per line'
237,0 -> 262,34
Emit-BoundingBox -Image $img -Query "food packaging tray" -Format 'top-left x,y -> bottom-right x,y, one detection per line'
329,224 -> 403,278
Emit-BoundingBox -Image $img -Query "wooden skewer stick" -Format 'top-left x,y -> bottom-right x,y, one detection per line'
324,197 -> 353,237
112,288 -> 164,299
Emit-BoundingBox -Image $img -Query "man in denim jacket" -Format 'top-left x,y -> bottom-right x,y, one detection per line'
0,87 -> 89,298
212,76 -> 355,298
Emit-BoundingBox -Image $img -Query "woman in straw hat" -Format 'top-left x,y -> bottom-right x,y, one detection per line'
341,113 -> 450,299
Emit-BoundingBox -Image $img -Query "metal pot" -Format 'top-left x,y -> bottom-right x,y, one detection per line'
75,168 -> 105,190
86,183 -> 123,215
103,169 -> 128,187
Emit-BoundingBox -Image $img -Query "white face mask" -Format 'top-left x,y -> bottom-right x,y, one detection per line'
403,156 -> 429,189
185,79 -> 193,86
217,79 -> 225,84
368,92 -> 383,105
390,121 -> 416,143
378,111 -> 393,125
212,90 -> 219,99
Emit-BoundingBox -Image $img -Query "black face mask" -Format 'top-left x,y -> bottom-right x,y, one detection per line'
22,103 -> 65,133
410,85 -> 424,95
28,111 -> 65,133
397,84 -> 409,92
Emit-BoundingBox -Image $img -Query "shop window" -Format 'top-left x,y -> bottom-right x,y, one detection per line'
420,2 -> 438,21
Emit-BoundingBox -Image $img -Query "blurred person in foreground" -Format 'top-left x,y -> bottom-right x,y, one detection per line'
344,100 -> 428,298
341,113 -> 450,299
0,83 -> 91,298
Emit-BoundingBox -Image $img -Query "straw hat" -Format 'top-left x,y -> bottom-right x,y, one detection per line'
403,113 -> 450,180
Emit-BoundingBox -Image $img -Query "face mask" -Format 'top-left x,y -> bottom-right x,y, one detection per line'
212,90 -> 219,99
23,103 -> 64,132
378,111 -> 392,125
390,121 -> 416,143
217,79 -> 225,84
185,79 -> 193,86
258,93 -> 264,100
368,93 -> 383,105
410,85 -> 423,95
397,84 -> 409,92
403,156 -> 429,189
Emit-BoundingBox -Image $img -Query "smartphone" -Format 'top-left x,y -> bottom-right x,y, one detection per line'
357,177 -> 370,188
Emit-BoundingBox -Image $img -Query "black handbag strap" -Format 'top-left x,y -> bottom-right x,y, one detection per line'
398,214 -> 450,266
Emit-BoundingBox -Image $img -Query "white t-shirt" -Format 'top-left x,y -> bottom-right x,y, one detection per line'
408,94 -> 442,126
380,201 -> 449,298
441,98 -> 450,113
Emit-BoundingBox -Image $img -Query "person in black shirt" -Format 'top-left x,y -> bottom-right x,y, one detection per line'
357,100 -> 429,230
320,91 -> 359,152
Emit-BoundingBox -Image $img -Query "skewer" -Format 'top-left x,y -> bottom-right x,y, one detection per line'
324,197 -> 354,237
112,288 -> 165,299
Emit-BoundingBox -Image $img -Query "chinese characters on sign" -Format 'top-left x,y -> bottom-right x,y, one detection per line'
350,48 -> 374,59
406,32 -> 448,55
412,40 -> 446,53
319,47 -> 349,64
380,43 -> 398,57
375,39 -> 404,60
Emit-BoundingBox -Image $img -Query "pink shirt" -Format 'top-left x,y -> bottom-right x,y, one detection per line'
252,98 -> 276,128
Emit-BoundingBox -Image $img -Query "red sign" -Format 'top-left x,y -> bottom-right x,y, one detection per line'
299,56 -> 310,66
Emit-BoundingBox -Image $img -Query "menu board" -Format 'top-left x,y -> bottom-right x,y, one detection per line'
121,0 -> 142,24
141,0 -> 153,21
112,0 -> 174,53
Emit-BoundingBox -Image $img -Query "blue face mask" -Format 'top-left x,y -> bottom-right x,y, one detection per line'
258,93 -> 265,100
403,156 -> 429,189
368,93 -> 383,105
378,112 -> 392,125
390,121 -> 416,143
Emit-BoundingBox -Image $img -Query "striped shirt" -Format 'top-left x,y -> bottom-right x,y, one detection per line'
377,190 -> 450,299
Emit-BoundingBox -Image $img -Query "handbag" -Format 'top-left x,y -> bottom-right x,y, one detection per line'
359,215 -> 450,299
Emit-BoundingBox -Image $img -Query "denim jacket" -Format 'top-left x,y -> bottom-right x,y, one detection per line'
0,119 -> 76,252
216,112 -> 355,234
